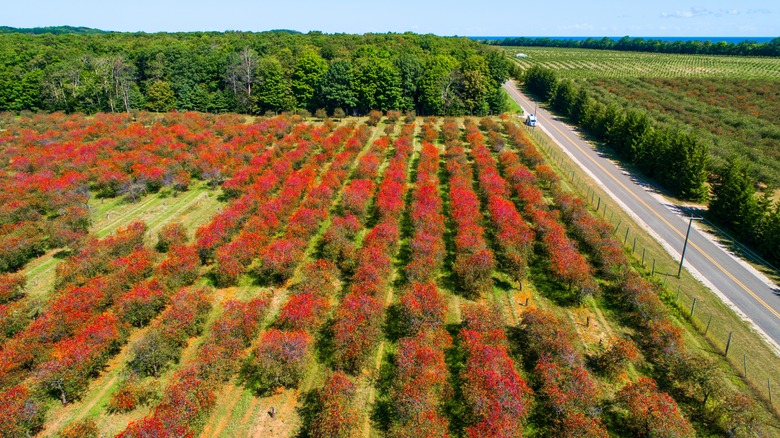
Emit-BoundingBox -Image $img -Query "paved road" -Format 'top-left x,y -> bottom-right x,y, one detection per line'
503,81 -> 780,350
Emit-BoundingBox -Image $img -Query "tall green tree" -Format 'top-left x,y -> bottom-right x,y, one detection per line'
570,88 -> 593,125
600,103 -> 625,148
417,55 -> 457,115
353,55 -> 402,113
619,110 -> 652,161
637,128 -> 670,178
758,203 -> 780,264
709,160 -> 763,239
460,54 -> 491,115
291,49 -> 327,111
663,130 -> 709,201
525,65 -> 558,101
145,80 -> 176,112
551,79 -> 576,117
395,55 -> 423,112
316,60 -> 357,114
254,56 -> 293,114
485,49 -> 511,85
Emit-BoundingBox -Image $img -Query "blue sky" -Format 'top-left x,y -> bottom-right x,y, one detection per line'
4,0 -> 777,36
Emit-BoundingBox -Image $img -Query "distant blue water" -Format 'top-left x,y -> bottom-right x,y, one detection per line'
471,36 -> 776,44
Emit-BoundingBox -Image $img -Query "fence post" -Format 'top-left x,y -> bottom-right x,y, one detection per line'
725,331 -> 733,357
743,353 -> 747,378
769,379 -> 773,404
641,248 -> 646,266
624,227 -> 630,244
632,237 -> 637,254
690,297 -> 697,319
705,315 -> 712,335
615,218 -> 622,233
652,259 -> 656,276
597,197 -> 601,211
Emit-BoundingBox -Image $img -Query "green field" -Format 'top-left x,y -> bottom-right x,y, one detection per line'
507,46 -> 780,79
508,46 -> 780,187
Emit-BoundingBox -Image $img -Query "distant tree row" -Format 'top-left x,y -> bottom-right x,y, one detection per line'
0,31 -> 511,116
0,26 -> 108,35
489,36 -> 780,57
525,65 -> 709,201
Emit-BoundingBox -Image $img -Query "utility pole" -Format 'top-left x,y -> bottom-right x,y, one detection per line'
533,102 -> 538,130
678,216 -> 701,278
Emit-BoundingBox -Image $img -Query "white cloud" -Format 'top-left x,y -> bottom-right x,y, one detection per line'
557,23 -> 596,31
660,7 -> 711,18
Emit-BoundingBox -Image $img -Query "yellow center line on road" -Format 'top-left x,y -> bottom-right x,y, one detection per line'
506,84 -> 780,321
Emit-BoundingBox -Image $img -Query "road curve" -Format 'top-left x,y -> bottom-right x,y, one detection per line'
502,81 -> 780,351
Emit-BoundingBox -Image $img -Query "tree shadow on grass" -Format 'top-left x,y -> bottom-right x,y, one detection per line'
383,303 -> 409,343
313,318 -> 336,370
438,155 -> 462,297
370,351 -> 397,434
494,276 -> 513,292
528,256 -> 580,306
442,322 -> 469,437
52,248 -> 72,259
294,388 -> 321,438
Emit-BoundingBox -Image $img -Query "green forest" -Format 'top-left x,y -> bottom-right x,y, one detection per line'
0,31 -> 513,116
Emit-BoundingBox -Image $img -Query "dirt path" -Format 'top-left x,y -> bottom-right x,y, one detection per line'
567,302 -> 616,350
94,194 -> 159,236
236,397 -> 260,435
200,383 -> 243,438
251,388 -> 300,437
450,294 -> 463,323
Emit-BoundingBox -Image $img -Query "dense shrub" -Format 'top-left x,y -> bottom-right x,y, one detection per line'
616,378 -> 694,437
156,244 -> 201,289
0,385 -> 45,437
309,371 -> 361,438
107,376 -> 157,413
0,273 -> 26,304
156,222 -> 188,253
251,329 -> 313,392
116,279 -> 167,327
332,293 -> 383,373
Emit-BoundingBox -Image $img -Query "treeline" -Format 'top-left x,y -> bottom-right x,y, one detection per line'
525,65 -> 709,201
490,36 -> 780,57
0,31 -> 511,116
0,26 -> 107,35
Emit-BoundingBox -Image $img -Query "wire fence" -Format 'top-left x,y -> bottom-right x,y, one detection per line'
527,126 -> 779,409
